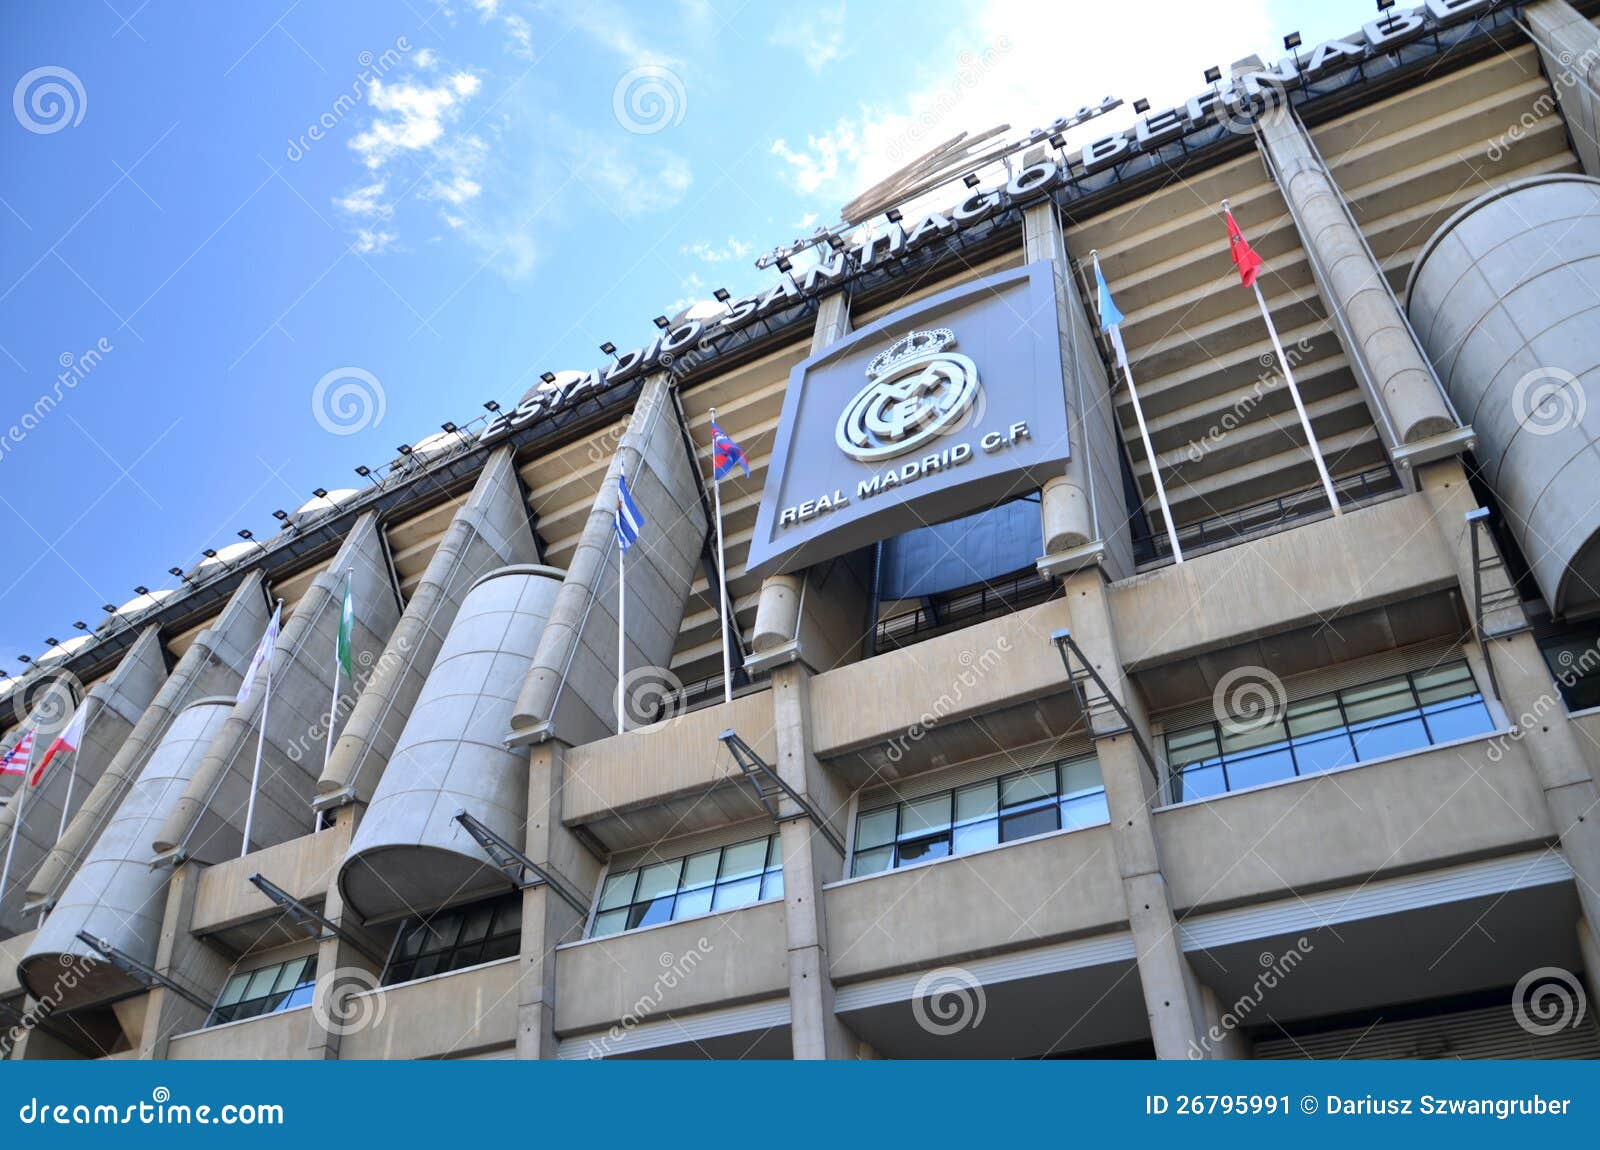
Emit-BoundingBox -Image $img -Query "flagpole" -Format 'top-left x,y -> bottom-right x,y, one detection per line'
616,482 -> 627,737
709,408 -> 734,706
57,706 -> 87,841
0,735 -> 35,905
241,599 -> 282,858
323,569 -> 348,776
1092,252 -> 1184,564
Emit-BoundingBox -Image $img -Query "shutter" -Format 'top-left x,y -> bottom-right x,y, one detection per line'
1254,1000 -> 1600,1060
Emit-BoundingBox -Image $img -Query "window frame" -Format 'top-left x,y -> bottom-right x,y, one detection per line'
206,953 -> 319,1028
381,890 -> 523,987
587,833 -> 785,940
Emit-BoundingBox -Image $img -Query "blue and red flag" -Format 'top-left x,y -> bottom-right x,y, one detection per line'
711,421 -> 749,480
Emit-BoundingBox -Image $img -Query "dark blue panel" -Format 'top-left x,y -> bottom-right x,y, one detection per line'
878,499 -> 1041,600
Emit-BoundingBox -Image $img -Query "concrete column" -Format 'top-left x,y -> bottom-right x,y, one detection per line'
1419,458 -> 1600,954
303,805 -> 386,1060
769,663 -> 858,1059
1025,203 -> 1131,578
318,447 -> 537,805
1246,85 -> 1458,449
136,861 -> 230,1059
1526,0 -> 1600,177
514,741 -> 600,1059
27,573 -> 271,908
512,374 -> 707,745
1062,568 -> 1210,1058
157,512 -> 402,862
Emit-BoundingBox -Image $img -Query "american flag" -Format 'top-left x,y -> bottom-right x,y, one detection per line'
711,420 -> 749,480
0,730 -> 35,777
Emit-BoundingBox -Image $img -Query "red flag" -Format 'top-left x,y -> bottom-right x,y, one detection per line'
0,730 -> 34,777
35,703 -> 87,785
1225,207 -> 1263,288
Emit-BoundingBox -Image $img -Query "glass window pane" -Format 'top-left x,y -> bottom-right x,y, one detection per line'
598,870 -> 638,911
1174,764 -> 1226,802
282,983 -> 314,1011
672,886 -> 713,920
216,974 -> 250,1008
1059,757 -> 1102,796
1286,696 -> 1343,738
952,820 -> 999,855
233,996 -> 269,1022
1000,804 -> 1058,843
482,933 -> 518,963
457,903 -> 494,944
1166,726 -> 1219,767
855,807 -> 897,850
443,943 -> 484,973
1350,716 -> 1429,761
1423,699 -> 1493,743
760,870 -> 784,901
954,781 -> 998,824
635,860 -> 683,902
712,876 -> 762,910
410,953 -> 442,980
628,896 -> 674,930
591,909 -> 629,938
681,850 -> 721,890
1060,792 -> 1109,830
396,922 -> 428,958
896,835 -> 950,866
492,895 -> 521,936
718,839 -> 769,882
900,793 -> 952,836
421,912 -> 464,955
1413,662 -> 1474,704
1219,720 -> 1288,756
1341,676 -> 1415,723
1292,732 -> 1356,775
269,957 -> 307,995
1001,766 -> 1056,808
242,965 -> 280,1002
1223,748 -> 1296,790
852,846 -> 894,876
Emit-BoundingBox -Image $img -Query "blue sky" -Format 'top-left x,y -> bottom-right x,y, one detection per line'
0,0 -> 1376,674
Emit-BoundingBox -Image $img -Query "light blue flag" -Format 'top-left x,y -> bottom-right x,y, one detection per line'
1093,259 -> 1124,332
614,469 -> 646,552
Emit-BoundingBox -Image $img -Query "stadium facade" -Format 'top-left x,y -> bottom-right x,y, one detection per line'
5,0 -> 1600,1060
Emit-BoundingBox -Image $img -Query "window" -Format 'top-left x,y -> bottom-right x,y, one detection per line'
850,755 -> 1107,878
383,891 -> 522,986
1165,660 -> 1493,803
1539,628 -> 1600,712
208,954 -> 318,1026
590,834 -> 784,939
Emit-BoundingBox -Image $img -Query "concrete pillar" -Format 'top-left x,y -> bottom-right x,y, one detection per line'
1246,81 -> 1458,449
156,512 -> 402,862
512,374 -> 707,745
752,574 -> 803,653
303,804 -> 387,1060
514,742 -> 600,1059
317,447 -> 537,805
135,861 -> 230,1059
1526,0 -> 1600,177
1419,458 -> 1600,951
1062,568 -> 1208,1058
1025,203 -> 1131,578
27,573 -> 271,908
1578,915 -> 1600,1011
769,663 -> 858,1059
1200,984 -> 1255,1060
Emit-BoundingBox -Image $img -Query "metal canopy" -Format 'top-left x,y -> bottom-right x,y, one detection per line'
450,809 -> 590,916
246,872 -> 384,966
1049,628 -> 1157,781
74,930 -> 212,1012
718,729 -> 846,858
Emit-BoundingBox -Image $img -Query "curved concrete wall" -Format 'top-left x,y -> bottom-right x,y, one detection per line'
339,564 -> 564,922
1407,174 -> 1600,618
18,697 -> 233,1012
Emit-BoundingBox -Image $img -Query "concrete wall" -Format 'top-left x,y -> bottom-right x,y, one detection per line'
167,1006 -> 312,1060
512,374 -> 708,746
191,830 -> 345,938
1407,174 -> 1600,618
340,565 -> 564,922
338,956 -> 519,1059
318,448 -> 539,805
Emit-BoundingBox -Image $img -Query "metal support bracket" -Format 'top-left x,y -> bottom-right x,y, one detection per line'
1465,508 -> 1531,705
718,729 -> 846,858
75,931 -> 212,1012
451,809 -> 591,916
247,873 -> 384,966
1049,628 -> 1158,781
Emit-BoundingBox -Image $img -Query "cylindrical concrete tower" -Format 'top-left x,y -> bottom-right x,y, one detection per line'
339,564 -> 565,922
1406,174 -> 1600,619
18,697 -> 234,1011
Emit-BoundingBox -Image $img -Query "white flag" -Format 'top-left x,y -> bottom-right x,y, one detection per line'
236,603 -> 281,705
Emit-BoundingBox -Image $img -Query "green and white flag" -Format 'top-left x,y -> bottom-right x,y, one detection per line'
337,569 -> 354,679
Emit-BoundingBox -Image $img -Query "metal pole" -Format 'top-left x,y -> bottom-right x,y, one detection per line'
57,714 -> 83,842
709,409 -> 734,706
616,473 -> 627,737
241,601 -> 281,858
0,735 -> 35,903
1251,281 -> 1342,516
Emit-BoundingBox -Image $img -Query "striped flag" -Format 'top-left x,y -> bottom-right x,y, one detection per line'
236,602 -> 282,705
35,702 -> 87,784
336,570 -> 354,679
1,730 -> 34,777
1093,259 -> 1124,331
711,421 -> 750,480
614,469 -> 646,553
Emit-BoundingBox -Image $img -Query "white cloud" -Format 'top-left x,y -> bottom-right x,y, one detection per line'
682,236 -> 753,263
558,0 -> 684,70
349,72 -> 481,171
338,181 -> 391,218
769,0 -> 1274,213
353,228 -> 398,254
770,3 -> 849,73
413,47 -> 438,69
579,143 -> 692,216
503,14 -> 534,59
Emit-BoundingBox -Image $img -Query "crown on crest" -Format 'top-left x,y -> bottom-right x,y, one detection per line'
867,328 -> 955,377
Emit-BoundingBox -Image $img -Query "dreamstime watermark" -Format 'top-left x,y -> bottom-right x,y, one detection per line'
1510,367 -> 1586,438
312,366 -> 386,436
590,938 -> 714,1057
1,951 -> 95,1058
1187,936 -> 1315,1058
882,636 -> 1012,764
911,966 -> 987,1036
1511,966 -> 1587,1037
15,1087 -> 283,1126
312,966 -> 386,1037
885,37 -> 1012,165
1486,45 -> 1599,162
612,65 -> 685,134
1211,665 -> 1287,736
10,666 -> 84,735
285,38 -> 412,161
620,664 -> 687,728
1485,635 -> 1600,763
1184,336 -> 1315,464
13,66 -> 86,134
283,634 -> 412,765
0,338 -> 114,465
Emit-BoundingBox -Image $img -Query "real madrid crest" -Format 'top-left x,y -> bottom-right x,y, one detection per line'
835,328 -> 981,463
